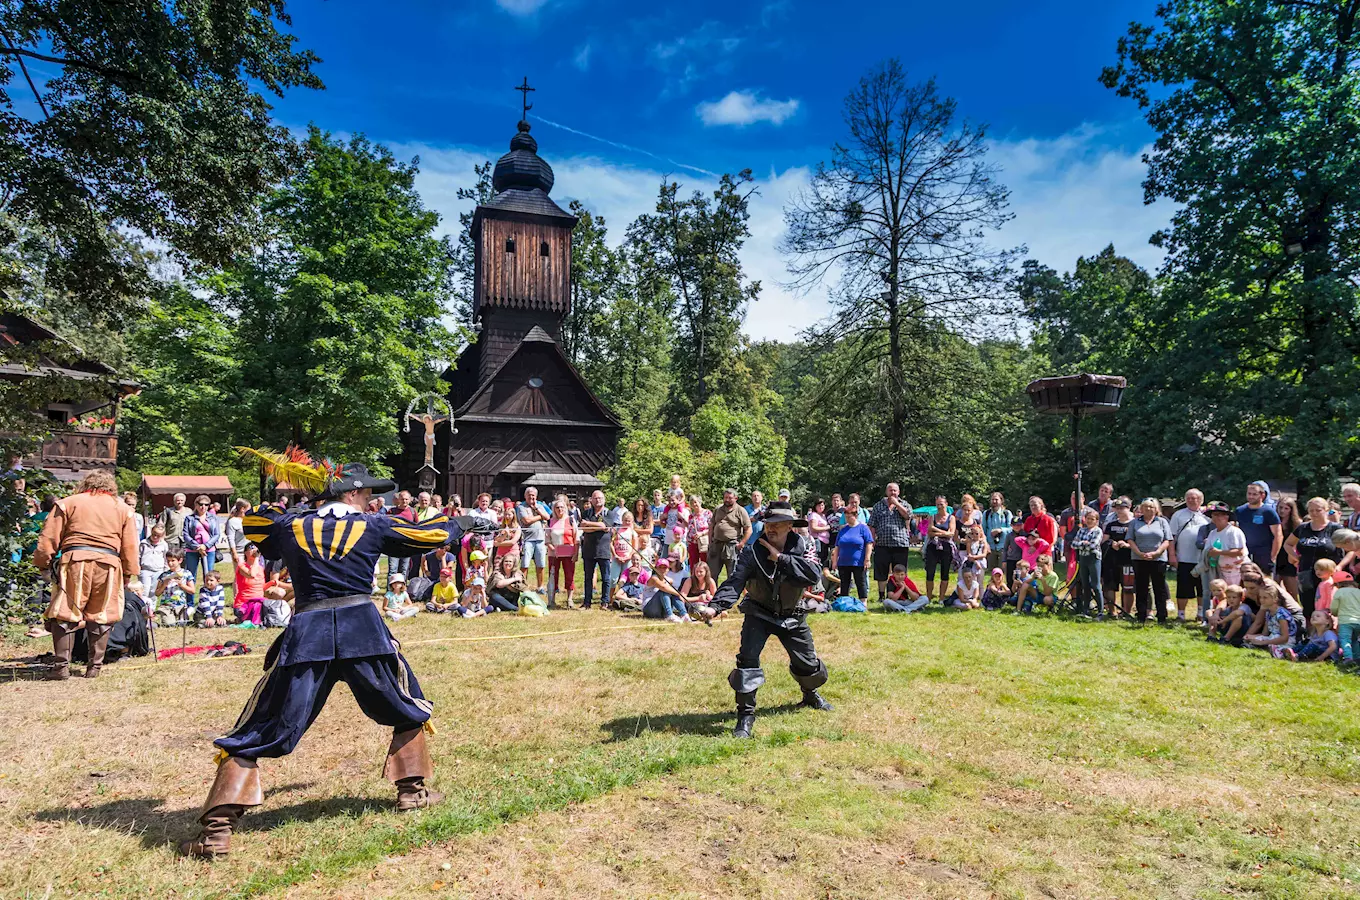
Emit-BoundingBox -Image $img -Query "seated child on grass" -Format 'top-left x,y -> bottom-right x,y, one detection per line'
1277,609 -> 1339,662
883,564 -> 929,613
155,550 -> 195,625
459,577 -> 489,618
1245,584 -> 1295,656
1202,579 -> 1229,630
196,571 -> 227,627
981,568 -> 1012,610
1209,584 -> 1255,645
383,573 -> 419,621
1017,554 -> 1061,613
427,567 -> 460,613
951,568 -> 981,609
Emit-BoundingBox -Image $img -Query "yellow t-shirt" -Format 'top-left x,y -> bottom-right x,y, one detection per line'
433,582 -> 459,605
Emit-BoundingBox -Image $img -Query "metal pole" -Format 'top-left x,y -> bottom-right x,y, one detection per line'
1072,409 -> 1083,509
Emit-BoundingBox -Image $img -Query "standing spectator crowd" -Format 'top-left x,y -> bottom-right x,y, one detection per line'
11,472 -> 1360,669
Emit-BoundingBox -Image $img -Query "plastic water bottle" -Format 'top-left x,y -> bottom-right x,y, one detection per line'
1209,539 -> 1222,569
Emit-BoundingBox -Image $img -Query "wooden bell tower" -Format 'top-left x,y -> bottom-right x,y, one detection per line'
397,90 -> 621,503
470,118 -> 578,382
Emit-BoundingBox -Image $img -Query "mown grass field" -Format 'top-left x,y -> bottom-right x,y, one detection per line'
0,589 -> 1357,899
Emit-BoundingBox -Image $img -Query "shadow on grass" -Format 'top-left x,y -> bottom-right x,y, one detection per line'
32,783 -> 376,851
600,701 -> 806,742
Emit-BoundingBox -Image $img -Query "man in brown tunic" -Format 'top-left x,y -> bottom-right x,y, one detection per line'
33,470 -> 139,679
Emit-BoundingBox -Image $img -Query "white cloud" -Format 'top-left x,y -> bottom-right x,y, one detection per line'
388,122 -> 1167,345
990,125 -> 1168,275
495,0 -> 550,15
697,90 -> 800,127
648,21 -> 744,95
573,42 -> 592,71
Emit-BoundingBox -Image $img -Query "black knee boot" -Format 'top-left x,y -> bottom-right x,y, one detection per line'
793,660 -> 832,710
732,691 -> 757,739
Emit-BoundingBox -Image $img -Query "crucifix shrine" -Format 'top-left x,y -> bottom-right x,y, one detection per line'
403,393 -> 454,493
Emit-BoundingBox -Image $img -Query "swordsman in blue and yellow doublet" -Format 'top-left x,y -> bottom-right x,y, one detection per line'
181,462 -> 456,860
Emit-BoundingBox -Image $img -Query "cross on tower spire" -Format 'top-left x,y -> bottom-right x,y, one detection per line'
515,76 -> 535,121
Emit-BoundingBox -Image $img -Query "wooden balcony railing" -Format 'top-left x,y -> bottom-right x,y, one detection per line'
39,428 -> 117,467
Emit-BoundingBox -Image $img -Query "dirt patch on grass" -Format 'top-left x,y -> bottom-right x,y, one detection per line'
285,779 -> 997,900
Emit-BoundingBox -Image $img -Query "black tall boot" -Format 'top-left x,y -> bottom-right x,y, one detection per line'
794,660 -> 832,711
799,690 -> 833,711
732,691 -> 757,739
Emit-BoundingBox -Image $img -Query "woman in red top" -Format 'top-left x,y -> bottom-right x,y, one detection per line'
1023,496 -> 1058,549
229,541 -> 266,626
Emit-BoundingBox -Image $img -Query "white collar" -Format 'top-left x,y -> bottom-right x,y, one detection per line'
318,501 -> 356,518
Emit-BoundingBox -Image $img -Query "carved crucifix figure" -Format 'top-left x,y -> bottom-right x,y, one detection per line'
402,393 -> 454,482
416,413 -> 440,469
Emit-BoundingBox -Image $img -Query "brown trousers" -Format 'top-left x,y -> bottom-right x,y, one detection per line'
45,557 -> 125,626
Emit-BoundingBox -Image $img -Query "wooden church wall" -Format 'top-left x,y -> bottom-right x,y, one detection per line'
446,425 -> 615,500
464,345 -> 601,421
476,218 -> 572,312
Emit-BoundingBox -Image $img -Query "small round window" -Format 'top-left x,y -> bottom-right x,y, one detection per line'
528,377 -> 544,388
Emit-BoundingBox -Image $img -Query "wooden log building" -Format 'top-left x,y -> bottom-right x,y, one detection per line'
1,311 -> 140,482
397,119 -> 620,500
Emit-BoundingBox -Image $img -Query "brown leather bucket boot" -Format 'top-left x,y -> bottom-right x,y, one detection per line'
47,625 -> 75,681
384,726 -> 443,811
179,757 -> 264,860
84,623 -> 113,678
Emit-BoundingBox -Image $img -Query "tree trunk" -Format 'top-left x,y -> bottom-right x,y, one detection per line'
887,284 -> 904,453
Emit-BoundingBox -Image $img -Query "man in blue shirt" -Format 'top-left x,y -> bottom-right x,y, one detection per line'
180,462 -> 457,861
1235,481 -> 1282,575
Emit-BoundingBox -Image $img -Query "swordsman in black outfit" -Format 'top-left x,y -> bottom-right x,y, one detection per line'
180,462 -> 457,859
702,503 -> 833,738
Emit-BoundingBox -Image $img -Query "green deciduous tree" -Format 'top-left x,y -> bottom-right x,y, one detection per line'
117,283 -> 248,480
0,0 -> 320,316
690,396 -> 790,500
577,247 -> 675,430
601,429 -> 700,504
563,201 -> 619,365
630,172 -> 760,422
177,130 -> 460,469
1102,0 -> 1360,489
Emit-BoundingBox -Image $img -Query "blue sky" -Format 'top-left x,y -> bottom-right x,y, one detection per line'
273,0 -> 1169,340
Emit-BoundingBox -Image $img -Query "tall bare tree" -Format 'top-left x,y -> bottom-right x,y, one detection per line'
781,59 -> 1019,452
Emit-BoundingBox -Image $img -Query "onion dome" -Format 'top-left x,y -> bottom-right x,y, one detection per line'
492,121 -> 555,195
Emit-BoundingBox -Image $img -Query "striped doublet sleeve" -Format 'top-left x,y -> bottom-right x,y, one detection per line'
381,512 -> 456,556
242,504 -> 285,559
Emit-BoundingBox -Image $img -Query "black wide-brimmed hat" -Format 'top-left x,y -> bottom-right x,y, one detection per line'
762,508 -> 808,528
318,463 -> 396,499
